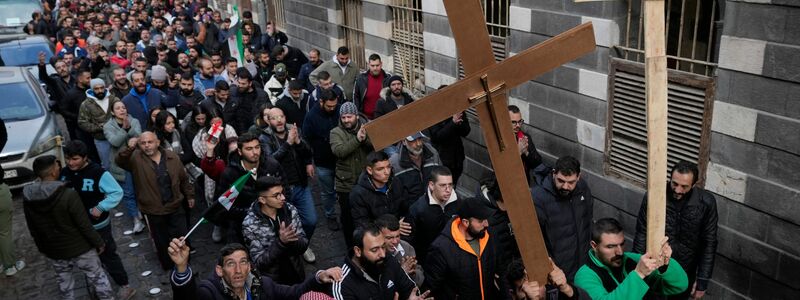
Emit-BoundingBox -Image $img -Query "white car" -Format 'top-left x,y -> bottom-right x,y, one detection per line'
0,66 -> 61,188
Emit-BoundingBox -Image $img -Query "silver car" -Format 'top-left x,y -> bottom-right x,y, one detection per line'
0,66 -> 61,188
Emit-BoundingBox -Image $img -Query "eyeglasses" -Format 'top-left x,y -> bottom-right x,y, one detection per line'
223,259 -> 250,269
259,192 -> 285,200
511,119 -> 524,126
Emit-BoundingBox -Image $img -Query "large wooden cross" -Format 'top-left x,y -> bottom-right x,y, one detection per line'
364,0 -> 596,282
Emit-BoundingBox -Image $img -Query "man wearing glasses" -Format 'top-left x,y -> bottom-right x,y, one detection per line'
508,105 -> 543,185
242,176 -> 310,285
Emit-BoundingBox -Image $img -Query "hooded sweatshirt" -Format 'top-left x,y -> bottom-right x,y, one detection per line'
22,181 -> 104,260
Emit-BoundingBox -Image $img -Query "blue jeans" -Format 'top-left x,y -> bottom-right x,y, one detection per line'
288,184 -> 317,238
94,139 -> 112,171
119,171 -> 139,219
315,166 -> 337,219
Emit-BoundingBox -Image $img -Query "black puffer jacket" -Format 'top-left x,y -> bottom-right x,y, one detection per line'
531,174 -> 593,281
423,217 -> 502,300
349,171 -> 408,228
230,84 -> 271,133
632,185 -> 718,291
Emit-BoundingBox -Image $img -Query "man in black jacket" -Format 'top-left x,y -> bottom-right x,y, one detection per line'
271,45 -> 308,79
231,68 -> 271,133
423,197 -> 501,300
426,93 -> 470,185
374,75 -> 415,119
332,223 -> 431,300
633,160 -> 718,299
532,156 -> 593,281
353,54 -> 390,120
62,68 -> 92,141
177,72 -> 206,120
169,239 -> 342,300
302,88 -> 340,233
408,166 -> 460,265
350,151 -> 408,229
38,52 -> 75,110
508,105 -> 543,184
199,80 -> 239,125
275,80 -> 311,125
216,134 -> 283,244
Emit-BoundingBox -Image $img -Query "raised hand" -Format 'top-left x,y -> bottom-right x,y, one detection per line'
127,137 -> 139,148
399,217 -> 412,236
406,287 -> 433,300
38,51 -> 46,65
357,126 -> 367,142
168,237 -> 191,273
278,221 -> 300,244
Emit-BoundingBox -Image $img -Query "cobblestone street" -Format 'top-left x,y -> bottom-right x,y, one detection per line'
0,186 -> 348,299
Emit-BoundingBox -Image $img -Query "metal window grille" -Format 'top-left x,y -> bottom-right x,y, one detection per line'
266,0 -> 286,30
457,0 -> 510,79
616,0 -> 721,76
341,0 -> 367,70
606,0 -> 720,186
389,0 -> 424,93
605,59 -> 715,187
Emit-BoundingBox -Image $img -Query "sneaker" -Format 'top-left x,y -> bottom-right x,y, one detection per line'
303,248 -> 316,263
133,218 -> 145,234
117,286 -> 137,300
4,261 -> 25,276
212,226 -> 223,243
326,217 -> 340,231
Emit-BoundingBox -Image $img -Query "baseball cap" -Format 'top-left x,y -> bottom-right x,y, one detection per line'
274,63 -> 287,77
405,131 -> 426,142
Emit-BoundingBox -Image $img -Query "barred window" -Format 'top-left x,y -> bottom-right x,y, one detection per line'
389,0 -> 424,93
606,0 -> 721,186
266,0 -> 285,30
341,0 -> 367,70
457,0 -> 510,79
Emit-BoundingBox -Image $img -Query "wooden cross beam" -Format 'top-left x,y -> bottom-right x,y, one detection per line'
574,0 -> 669,256
364,0 -> 596,283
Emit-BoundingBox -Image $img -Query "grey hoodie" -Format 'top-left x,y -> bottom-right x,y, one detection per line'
23,181 -> 104,260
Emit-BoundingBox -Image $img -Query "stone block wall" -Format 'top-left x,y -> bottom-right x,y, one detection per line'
222,0 -> 799,297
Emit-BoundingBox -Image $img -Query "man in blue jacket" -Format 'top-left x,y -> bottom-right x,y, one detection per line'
122,71 -> 175,128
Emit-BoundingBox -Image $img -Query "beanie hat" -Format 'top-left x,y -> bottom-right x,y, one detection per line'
387,75 -> 404,86
458,197 -> 493,220
90,78 -> 105,88
151,65 -> 168,81
339,101 -> 358,117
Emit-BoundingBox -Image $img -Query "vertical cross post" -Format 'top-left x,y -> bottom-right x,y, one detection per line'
644,0 -> 669,256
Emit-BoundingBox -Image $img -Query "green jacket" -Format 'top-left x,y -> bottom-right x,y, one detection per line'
78,90 -> 120,140
309,57 -> 359,99
574,250 -> 688,300
330,119 -> 373,193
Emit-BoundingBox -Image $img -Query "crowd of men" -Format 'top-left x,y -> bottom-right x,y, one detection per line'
2,0 -> 720,299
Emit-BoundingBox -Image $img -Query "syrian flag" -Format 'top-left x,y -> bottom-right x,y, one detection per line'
227,5 -> 245,67
183,171 -> 252,240
215,170 -> 251,211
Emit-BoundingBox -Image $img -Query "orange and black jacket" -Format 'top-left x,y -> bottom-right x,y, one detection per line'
423,217 -> 504,300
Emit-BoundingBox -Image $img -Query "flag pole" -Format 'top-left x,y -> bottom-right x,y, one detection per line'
182,217 -> 205,241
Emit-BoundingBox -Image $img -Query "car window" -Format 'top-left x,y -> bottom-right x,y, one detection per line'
0,1 -> 41,27
0,82 -> 43,121
0,43 -> 53,66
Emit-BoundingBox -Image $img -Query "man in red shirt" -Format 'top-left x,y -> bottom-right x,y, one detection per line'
353,54 -> 391,120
